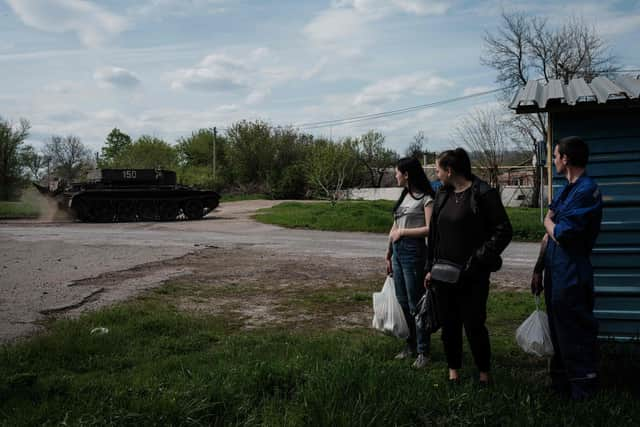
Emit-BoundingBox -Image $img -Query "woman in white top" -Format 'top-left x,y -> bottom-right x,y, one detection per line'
385,156 -> 435,369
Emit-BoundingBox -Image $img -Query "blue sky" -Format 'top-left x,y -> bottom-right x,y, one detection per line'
1,0 -> 639,154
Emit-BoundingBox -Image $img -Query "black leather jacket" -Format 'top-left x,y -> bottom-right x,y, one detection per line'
426,176 -> 513,274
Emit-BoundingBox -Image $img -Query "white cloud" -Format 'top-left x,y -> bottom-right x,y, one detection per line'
246,88 -> 271,105
6,0 -> 127,47
169,52 -> 251,91
94,67 -> 141,89
304,0 -> 451,54
301,57 -> 329,80
128,0 -> 228,19
391,0 -> 450,15
303,7 -> 369,46
43,80 -> 81,94
47,109 -> 88,123
168,48 -> 300,105
170,67 -> 246,91
354,73 -> 454,105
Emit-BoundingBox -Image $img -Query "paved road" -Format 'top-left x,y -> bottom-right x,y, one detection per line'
0,200 -> 539,341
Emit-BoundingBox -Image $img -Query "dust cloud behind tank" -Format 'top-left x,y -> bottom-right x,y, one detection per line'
34,169 -> 220,222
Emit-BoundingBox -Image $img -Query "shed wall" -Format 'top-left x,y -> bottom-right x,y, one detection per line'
552,109 -> 640,341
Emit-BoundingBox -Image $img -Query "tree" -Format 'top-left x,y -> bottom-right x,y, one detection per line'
267,126 -> 312,198
0,117 -> 30,200
112,135 -> 178,170
176,128 -> 231,189
100,128 -> 132,166
405,131 -> 425,160
20,145 -> 45,181
355,130 -> 397,188
306,138 -> 359,203
454,108 -> 510,191
226,120 -> 274,186
43,135 -> 93,183
482,11 -> 618,205
225,120 -> 312,197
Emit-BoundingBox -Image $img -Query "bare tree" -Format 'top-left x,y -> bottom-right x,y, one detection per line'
43,135 -> 93,182
405,131 -> 425,159
454,108 -> 510,191
482,11 -> 618,205
20,145 -> 45,181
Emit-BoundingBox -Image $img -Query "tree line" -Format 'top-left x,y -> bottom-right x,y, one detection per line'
0,118 -> 421,201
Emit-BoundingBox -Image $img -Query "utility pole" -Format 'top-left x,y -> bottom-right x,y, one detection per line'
212,126 -> 217,180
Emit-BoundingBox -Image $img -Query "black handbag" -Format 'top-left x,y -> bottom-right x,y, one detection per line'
430,259 -> 463,284
415,288 -> 440,334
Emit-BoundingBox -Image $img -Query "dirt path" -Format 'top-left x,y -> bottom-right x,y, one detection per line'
0,200 -> 533,343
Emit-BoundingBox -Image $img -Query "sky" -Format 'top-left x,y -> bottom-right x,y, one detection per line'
1,0 -> 639,154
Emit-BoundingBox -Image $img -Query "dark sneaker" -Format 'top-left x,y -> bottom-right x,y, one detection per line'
394,347 -> 417,360
411,353 -> 430,369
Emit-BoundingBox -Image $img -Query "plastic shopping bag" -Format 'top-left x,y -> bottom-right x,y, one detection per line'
515,296 -> 554,357
372,275 -> 409,339
415,288 -> 440,334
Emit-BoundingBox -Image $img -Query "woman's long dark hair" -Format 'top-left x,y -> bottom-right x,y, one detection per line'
393,156 -> 435,213
437,148 -> 473,181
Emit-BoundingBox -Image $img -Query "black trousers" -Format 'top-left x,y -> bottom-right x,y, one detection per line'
435,272 -> 491,372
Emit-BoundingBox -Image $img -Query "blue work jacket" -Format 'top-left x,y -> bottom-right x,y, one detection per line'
544,174 -> 603,289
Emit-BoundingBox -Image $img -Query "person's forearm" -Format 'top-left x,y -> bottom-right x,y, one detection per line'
399,226 -> 429,238
533,234 -> 548,273
544,218 -> 555,239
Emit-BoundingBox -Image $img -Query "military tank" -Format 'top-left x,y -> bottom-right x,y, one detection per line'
34,169 -> 220,222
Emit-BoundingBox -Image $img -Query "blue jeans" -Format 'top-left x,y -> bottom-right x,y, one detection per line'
392,238 -> 430,354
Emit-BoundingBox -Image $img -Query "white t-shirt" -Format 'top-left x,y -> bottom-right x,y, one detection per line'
393,193 -> 433,229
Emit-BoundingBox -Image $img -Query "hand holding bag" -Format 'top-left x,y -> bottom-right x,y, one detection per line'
372,275 -> 409,339
415,288 -> 440,334
515,296 -> 554,357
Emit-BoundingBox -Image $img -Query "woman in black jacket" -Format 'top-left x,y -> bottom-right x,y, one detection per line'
425,148 -> 512,384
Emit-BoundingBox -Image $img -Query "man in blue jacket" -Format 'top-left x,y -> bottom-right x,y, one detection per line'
531,136 -> 603,400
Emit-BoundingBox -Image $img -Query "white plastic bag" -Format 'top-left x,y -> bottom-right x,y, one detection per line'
515,297 -> 554,357
372,275 -> 409,339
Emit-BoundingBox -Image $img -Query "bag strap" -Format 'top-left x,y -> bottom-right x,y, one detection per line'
432,190 -> 450,262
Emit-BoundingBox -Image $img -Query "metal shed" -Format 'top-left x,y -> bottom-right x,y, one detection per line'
510,75 -> 640,342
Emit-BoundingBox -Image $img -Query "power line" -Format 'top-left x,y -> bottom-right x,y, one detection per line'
215,70 -> 639,133
293,86 -> 512,130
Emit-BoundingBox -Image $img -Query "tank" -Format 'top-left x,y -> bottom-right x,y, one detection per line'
34,169 -> 220,222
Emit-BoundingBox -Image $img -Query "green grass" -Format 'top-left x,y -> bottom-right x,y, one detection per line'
0,200 -> 40,219
255,201 -> 544,241
255,201 -> 394,233
1,286 -> 638,426
506,206 -> 545,242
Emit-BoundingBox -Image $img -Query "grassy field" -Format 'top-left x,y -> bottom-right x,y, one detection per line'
1,282 -> 638,426
0,200 -> 40,219
254,201 -> 544,241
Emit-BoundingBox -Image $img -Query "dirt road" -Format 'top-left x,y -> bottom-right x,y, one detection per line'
0,200 -> 537,342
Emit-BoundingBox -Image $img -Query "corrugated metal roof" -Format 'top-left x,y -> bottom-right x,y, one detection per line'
510,75 -> 640,113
